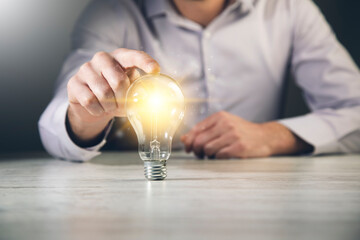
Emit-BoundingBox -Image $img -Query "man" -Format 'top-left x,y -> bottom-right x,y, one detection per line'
39,0 -> 360,161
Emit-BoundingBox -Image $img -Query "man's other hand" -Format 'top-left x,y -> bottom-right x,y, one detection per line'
181,111 -> 313,159
67,48 -> 160,146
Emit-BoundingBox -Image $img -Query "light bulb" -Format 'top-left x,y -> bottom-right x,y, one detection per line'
125,73 -> 185,180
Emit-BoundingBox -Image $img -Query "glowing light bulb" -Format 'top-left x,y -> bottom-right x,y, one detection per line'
126,73 -> 185,180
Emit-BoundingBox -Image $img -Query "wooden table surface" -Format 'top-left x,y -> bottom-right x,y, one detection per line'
0,152 -> 359,240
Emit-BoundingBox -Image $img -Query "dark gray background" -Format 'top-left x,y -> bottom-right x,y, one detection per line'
0,0 -> 359,153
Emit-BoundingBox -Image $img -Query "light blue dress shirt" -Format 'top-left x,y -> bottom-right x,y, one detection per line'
39,0 -> 360,161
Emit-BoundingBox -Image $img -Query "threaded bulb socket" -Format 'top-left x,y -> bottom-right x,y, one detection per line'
144,160 -> 167,181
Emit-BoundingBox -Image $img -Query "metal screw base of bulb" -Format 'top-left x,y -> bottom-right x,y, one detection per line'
144,161 -> 167,181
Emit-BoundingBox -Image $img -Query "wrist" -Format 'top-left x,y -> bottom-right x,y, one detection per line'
261,122 -> 313,156
66,106 -> 113,147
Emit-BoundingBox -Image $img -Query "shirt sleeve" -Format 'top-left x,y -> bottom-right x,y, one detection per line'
38,0 -> 130,161
279,0 -> 360,154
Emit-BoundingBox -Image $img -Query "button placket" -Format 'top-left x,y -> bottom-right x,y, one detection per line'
201,30 -> 216,116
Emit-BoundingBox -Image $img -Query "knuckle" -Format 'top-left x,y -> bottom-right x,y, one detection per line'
93,51 -> 108,61
144,59 -> 156,65
111,79 -> 122,90
234,141 -> 245,151
194,136 -> 205,148
221,120 -> 231,129
113,48 -> 125,56
225,122 -> 235,130
67,77 -> 74,90
190,126 -> 198,134
231,135 -> 240,143
82,96 -> 96,108
216,111 -> 227,120
196,123 -> 206,132
115,70 -> 127,83
80,62 -> 92,73
99,86 -> 113,100
103,65 -> 125,83
218,111 -> 227,117
67,76 -> 79,92
193,127 -> 200,134
67,84 -> 72,96
113,80 -> 125,91
114,79 -> 128,93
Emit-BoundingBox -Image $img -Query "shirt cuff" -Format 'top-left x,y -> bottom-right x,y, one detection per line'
278,114 -> 340,155
57,101 -> 114,161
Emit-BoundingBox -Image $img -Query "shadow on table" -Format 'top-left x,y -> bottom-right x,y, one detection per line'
165,177 -> 235,181
0,151 -> 51,161
89,151 -> 197,166
109,177 -> 235,182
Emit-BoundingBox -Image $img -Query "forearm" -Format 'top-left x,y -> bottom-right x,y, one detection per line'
279,107 -> 360,155
39,96 -> 106,161
288,0 -> 360,154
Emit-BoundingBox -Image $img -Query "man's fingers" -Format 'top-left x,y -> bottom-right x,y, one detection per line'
66,48 -> 162,144
193,113 -> 219,133
215,145 -> 233,159
103,65 -> 130,108
215,144 -> 240,159
192,127 -> 222,157
126,68 -> 143,83
203,133 -> 234,157
68,79 -> 104,117
91,52 -> 130,114
112,48 -> 160,74
82,62 -> 118,113
182,113 -> 220,152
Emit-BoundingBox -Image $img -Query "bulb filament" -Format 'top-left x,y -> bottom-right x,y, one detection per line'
150,102 -> 160,160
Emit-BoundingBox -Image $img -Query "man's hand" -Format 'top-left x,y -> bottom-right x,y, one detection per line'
181,111 -> 313,159
67,48 -> 160,146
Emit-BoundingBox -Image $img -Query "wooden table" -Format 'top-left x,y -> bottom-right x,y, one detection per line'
0,152 -> 359,240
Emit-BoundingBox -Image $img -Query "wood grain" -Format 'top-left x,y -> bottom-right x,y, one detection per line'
0,152 -> 359,240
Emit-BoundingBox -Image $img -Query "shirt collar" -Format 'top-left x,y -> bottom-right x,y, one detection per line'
145,0 -> 166,18
240,0 -> 256,13
145,0 -> 256,19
